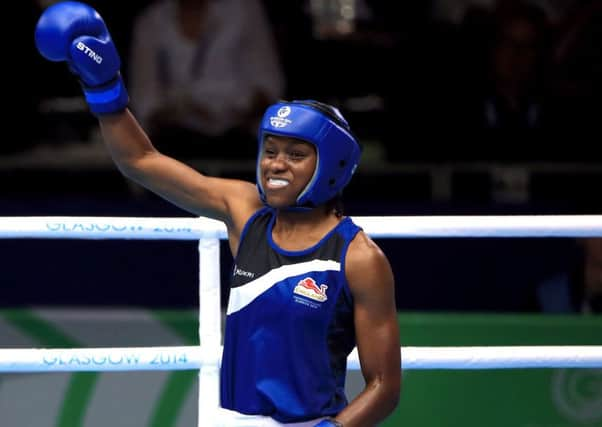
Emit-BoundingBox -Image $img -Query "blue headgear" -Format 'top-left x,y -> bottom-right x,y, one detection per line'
257,100 -> 361,209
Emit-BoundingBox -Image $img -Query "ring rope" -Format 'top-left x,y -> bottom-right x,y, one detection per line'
1,345 -> 601,372
1,215 -> 601,239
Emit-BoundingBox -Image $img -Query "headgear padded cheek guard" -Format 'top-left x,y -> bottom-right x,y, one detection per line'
256,100 -> 361,209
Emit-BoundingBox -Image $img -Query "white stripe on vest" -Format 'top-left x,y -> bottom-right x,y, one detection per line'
227,259 -> 341,315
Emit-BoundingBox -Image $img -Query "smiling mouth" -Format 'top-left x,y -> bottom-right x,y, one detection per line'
266,178 -> 290,189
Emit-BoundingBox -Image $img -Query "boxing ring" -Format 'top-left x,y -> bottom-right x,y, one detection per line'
1,214 -> 602,426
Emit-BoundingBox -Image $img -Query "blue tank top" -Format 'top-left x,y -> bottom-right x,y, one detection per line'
220,207 -> 361,423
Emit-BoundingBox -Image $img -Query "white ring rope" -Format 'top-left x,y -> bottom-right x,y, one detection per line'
1,345 -> 601,372
2,214 -> 601,427
1,215 -> 601,239
1,214 -> 601,379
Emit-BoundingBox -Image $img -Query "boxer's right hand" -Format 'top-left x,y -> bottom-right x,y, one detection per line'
34,1 -> 129,115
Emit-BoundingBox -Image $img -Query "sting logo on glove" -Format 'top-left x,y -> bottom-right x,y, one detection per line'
75,41 -> 103,64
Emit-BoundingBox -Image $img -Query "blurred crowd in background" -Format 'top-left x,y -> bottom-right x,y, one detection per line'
25,0 -> 600,158
4,0 -> 601,313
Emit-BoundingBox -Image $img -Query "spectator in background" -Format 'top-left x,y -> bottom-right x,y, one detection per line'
415,0 -> 554,164
545,0 -> 601,139
537,238 -> 602,314
581,238 -> 602,313
128,0 -> 285,159
460,0 -> 551,133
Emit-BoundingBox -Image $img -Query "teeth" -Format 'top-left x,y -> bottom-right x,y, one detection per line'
268,178 -> 289,187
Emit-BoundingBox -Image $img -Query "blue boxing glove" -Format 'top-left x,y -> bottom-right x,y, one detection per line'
34,1 -> 128,115
314,418 -> 343,427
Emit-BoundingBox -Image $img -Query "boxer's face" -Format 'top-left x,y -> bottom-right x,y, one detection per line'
259,135 -> 317,208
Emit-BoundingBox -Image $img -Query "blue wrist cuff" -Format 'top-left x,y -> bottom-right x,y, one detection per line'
82,74 -> 129,115
314,418 -> 343,427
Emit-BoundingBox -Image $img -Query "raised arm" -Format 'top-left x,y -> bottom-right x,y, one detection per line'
97,110 -> 261,227
337,232 -> 401,427
34,1 -> 262,247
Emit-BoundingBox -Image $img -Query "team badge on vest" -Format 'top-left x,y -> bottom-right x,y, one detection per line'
294,277 -> 328,302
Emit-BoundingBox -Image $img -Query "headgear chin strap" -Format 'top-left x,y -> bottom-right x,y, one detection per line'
256,100 -> 361,210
